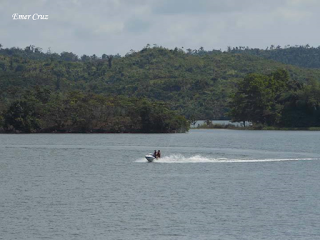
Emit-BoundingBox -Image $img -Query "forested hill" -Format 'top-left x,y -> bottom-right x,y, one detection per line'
227,45 -> 320,69
2,44 -> 320,69
1,45 -> 320,120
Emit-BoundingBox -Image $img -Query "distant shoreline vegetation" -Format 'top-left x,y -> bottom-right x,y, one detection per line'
228,69 -> 320,129
0,89 -> 189,133
195,121 -> 320,131
1,44 -> 320,131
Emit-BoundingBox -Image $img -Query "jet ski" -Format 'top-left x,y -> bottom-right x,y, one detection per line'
145,154 -> 156,162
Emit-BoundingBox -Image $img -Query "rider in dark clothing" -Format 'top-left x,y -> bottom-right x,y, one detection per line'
153,150 -> 157,158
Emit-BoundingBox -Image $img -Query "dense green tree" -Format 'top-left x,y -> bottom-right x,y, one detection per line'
4,100 -> 40,133
60,52 -> 78,61
229,73 -> 271,124
280,79 -> 320,127
229,69 -> 320,127
1,88 -> 189,133
229,70 -> 289,126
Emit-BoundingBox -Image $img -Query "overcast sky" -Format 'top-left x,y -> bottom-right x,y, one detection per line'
1,0 -> 319,56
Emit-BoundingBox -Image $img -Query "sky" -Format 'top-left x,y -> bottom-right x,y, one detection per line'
1,0 -> 319,56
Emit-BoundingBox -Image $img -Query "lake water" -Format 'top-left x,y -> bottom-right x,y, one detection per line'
1,129 -> 320,240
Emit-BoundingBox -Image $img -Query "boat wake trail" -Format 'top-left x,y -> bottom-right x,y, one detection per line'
135,154 -> 319,163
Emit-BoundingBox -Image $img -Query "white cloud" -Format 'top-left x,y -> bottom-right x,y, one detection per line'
1,0 -> 319,55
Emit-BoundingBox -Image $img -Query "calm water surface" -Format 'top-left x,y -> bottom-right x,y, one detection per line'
1,129 -> 320,240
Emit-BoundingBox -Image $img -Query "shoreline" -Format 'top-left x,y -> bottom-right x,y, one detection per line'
0,131 -> 188,134
193,126 -> 320,131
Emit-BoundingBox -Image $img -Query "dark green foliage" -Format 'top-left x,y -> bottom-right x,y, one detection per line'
279,79 -> 320,127
229,70 -> 320,127
4,100 -> 40,133
1,89 -> 189,133
228,45 -> 320,69
1,44 -> 320,123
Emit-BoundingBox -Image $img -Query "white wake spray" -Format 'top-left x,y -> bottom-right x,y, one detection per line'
135,154 -> 318,163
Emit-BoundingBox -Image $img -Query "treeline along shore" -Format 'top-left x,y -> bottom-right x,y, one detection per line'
0,43 -> 320,132
0,88 -> 189,133
229,69 -> 320,128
